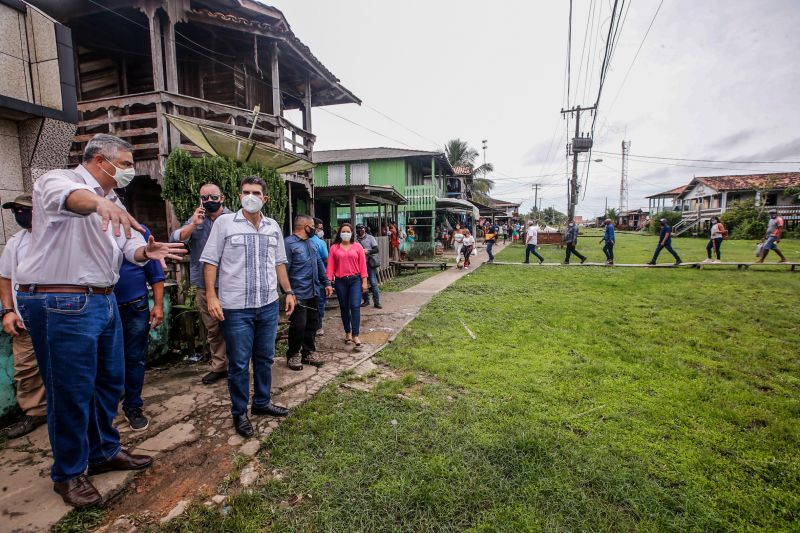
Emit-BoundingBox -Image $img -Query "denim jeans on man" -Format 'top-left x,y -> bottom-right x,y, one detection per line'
486,240 -> 494,261
525,244 -> 544,263
118,297 -> 150,410
363,266 -> 380,305
651,242 -> 682,263
17,291 -> 123,483
318,286 -> 327,323
603,242 -> 615,261
335,275 -> 362,336
220,301 -> 279,417
564,244 -> 586,263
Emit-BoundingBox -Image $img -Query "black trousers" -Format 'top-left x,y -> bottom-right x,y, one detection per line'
565,243 -> 586,263
603,241 -> 614,261
287,296 -> 319,357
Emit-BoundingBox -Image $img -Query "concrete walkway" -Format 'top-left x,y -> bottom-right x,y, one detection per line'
0,243 -> 500,532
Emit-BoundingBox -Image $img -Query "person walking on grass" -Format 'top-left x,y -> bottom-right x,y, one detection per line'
599,218 -> 615,265
563,219 -> 587,264
327,223 -> 368,350
756,209 -> 787,263
704,216 -> 726,263
461,230 -> 476,268
524,220 -> 544,264
648,218 -> 682,265
511,223 -> 519,245
201,176 -> 294,438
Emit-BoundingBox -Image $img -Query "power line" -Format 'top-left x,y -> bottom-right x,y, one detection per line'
599,152 -> 795,174
592,150 -> 800,165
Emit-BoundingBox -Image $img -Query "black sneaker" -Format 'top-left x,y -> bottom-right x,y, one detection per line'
6,414 -> 46,439
124,408 -> 149,431
374,303 -> 383,309
202,370 -> 227,384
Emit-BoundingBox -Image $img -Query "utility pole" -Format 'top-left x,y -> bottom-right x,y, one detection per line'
560,105 -> 596,221
531,183 -> 541,214
619,139 -> 630,213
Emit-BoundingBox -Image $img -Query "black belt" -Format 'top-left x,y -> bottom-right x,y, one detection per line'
118,295 -> 148,308
18,284 -> 115,295
337,274 -> 361,281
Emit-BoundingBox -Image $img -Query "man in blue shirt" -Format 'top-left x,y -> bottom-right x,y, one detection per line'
648,218 -> 682,265
114,225 -> 165,431
284,215 -> 332,371
598,218 -> 616,265
311,217 -> 329,336
171,184 -> 231,384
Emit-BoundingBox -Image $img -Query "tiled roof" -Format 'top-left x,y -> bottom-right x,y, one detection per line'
694,172 -> 800,192
452,165 -> 472,176
646,185 -> 687,198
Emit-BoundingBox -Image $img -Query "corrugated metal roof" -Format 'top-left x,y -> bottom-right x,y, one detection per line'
313,147 -> 446,163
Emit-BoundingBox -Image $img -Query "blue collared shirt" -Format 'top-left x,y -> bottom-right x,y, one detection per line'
284,234 -> 329,300
115,226 -> 165,304
603,223 -> 615,242
171,208 -> 232,288
659,224 -> 673,243
310,234 -> 329,262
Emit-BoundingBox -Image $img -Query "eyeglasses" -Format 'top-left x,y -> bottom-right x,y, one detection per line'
200,194 -> 222,201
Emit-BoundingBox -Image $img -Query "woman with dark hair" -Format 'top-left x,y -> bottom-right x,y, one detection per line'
326,223 -> 368,349
705,216 -> 726,263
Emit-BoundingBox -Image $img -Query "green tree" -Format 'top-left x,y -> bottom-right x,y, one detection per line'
649,210 -> 683,235
719,200 -> 768,239
604,207 -> 618,221
444,138 -> 494,199
162,149 -> 288,225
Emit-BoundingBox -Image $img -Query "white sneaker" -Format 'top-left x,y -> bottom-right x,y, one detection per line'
702,258 -> 712,263
316,328 -> 324,336
712,259 -> 721,263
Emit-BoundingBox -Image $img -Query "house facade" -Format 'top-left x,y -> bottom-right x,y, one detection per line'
313,148 -> 478,249
30,0 -> 359,238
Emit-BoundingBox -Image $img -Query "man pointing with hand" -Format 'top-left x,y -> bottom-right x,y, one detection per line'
201,176 -> 294,438
15,134 -> 186,508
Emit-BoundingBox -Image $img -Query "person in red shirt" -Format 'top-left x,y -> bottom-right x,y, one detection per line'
389,223 -> 400,261
327,223 -> 368,349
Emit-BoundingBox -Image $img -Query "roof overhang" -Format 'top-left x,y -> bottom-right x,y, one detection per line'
314,184 -> 407,206
435,197 -> 475,212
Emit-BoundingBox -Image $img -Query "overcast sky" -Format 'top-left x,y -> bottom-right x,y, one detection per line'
275,0 -> 800,218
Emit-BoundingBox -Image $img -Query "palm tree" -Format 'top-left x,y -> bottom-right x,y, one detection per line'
444,138 -> 494,199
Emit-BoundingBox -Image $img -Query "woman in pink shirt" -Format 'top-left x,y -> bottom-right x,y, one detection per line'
327,223 -> 368,348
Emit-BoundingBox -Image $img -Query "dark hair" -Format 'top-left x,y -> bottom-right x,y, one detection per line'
240,175 -> 267,194
333,223 -> 354,245
313,217 -> 323,226
293,214 -> 314,229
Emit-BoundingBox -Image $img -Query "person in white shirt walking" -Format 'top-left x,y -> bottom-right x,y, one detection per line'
0,194 -> 46,439
705,216 -> 726,263
201,176 -> 296,438
524,220 -> 545,264
15,134 -> 186,508
461,230 -> 476,268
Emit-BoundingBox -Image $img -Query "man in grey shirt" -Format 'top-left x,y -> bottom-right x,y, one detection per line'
171,184 -> 231,384
356,224 -> 382,309
563,219 -> 587,264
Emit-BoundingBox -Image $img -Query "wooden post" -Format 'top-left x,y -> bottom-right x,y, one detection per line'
270,41 -> 284,147
287,182 -> 293,233
303,74 -> 312,134
146,6 -> 164,92
350,193 -> 357,226
162,13 -> 181,152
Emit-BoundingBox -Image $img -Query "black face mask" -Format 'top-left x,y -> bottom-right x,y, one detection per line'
304,226 -> 314,238
14,209 -> 32,229
202,200 -> 222,213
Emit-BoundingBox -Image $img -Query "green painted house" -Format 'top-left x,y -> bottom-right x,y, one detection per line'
313,148 -> 476,248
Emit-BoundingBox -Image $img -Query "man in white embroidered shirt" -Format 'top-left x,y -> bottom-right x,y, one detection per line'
201,176 -> 296,438
15,134 -> 186,509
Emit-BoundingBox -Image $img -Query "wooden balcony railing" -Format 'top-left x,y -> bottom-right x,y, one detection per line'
70,91 -> 315,168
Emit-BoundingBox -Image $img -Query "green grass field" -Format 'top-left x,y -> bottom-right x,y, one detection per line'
168,233 -> 800,532
495,230 -> 800,265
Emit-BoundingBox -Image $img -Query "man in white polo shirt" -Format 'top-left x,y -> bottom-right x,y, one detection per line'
201,176 -> 296,438
15,134 -> 186,508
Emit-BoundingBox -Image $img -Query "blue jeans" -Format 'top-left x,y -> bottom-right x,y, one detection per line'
651,241 -> 682,263
525,244 -> 544,263
220,301 -> 279,416
17,291 -> 123,483
486,241 -> 494,261
318,286 -> 327,323
335,275 -> 362,336
118,297 -> 150,410
363,266 -> 380,305
603,241 -> 615,261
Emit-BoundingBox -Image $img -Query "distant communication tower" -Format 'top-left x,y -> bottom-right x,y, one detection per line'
619,140 -> 630,213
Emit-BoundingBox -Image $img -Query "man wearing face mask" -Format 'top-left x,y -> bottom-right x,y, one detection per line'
171,183 -> 231,385
356,224 -> 382,309
15,134 -> 187,508
0,194 -> 46,439
310,218 -> 329,336
283,215 -> 333,370
200,176 -> 296,438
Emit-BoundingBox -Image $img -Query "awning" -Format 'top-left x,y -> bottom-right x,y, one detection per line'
435,197 -> 475,212
163,113 -> 314,173
315,184 -> 407,206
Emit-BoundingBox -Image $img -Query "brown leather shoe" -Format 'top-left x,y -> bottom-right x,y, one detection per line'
53,474 -> 102,508
87,449 -> 153,476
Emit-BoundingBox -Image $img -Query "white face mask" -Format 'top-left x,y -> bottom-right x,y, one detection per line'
316,230 -> 325,239
102,158 -> 136,188
241,193 -> 264,214
340,232 -> 352,242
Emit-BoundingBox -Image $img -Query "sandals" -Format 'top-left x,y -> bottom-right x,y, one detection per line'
353,337 -> 363,350
345,336 -> 352,345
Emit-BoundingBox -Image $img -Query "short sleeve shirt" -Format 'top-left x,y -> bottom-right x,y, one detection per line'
526,225 -> 539,245
199,210 -> 286,309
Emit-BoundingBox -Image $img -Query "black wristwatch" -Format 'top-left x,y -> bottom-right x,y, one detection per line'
1,308 -> 16,317
284,290 -> 295,296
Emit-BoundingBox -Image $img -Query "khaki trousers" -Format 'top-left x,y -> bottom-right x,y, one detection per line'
13,329 -> 46,416
195,288 -> 228,372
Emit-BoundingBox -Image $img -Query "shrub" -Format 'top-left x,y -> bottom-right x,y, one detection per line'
649,210 -> 682,235
720,200 -> 768,240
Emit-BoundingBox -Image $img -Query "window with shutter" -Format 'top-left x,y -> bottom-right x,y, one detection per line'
328,164 -> 346,185
350,163 -> 369,185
